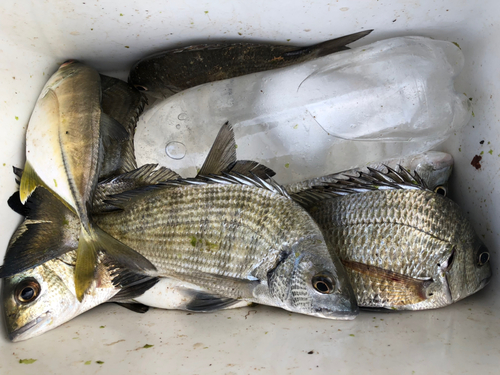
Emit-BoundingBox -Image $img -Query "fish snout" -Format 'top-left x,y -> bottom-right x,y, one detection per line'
60,59 -> 78,68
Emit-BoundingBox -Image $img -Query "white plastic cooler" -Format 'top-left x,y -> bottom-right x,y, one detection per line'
0,1 -> 499,374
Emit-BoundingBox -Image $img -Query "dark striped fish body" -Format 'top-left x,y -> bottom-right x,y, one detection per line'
99,75 -> 148,179
129,30 -> 372,97
306,187 -> 492,310
95,179 -> 358,319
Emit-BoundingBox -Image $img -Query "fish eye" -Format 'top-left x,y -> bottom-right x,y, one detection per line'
15,278 -> 41,304
312,274 -> 335,294
477,245 -> 490,267
434,186 -> 447,197
134,85 -> 148,91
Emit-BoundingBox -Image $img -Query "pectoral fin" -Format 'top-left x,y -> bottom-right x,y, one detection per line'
342,259 -> 433,305
75,224 -> 158,302
74,229 -> 99,302
93,225 -> 157,275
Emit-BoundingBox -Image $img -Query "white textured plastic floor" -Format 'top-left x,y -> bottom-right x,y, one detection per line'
1,1 -> 500,374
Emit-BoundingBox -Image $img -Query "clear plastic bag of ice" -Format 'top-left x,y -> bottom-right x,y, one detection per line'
135,36 -> 471,184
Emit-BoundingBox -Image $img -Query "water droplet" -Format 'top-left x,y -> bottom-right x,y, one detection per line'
176,124 -> 181,129
165,141 -> 186,160
178,113 -> 188,121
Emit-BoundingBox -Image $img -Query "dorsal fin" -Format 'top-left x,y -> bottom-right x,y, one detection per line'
197,121 -> 237,176
291,165 -> 431,208
224,160 -> 276,179
93,164 -> 181,213
105,172 -> 291,210
99,74 -> 147,178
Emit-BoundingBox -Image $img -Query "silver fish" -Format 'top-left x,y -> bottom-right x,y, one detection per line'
13,61 -> 155,301
292,167 -> 492,310
2,123 -> 357,341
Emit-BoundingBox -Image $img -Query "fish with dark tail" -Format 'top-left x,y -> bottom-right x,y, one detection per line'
129,30 -> 373,97
12,61 -> 156,301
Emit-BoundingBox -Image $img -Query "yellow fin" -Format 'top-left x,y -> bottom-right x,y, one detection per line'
19,161 -> 44,204
74,229 -> 98,302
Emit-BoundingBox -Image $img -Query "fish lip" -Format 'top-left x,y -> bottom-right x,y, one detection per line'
8,311 -> 50,342
476,276 -> 492,292
313,304 -> 359,320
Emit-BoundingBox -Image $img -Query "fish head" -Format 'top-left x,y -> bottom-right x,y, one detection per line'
2,251 -> 119,342
2,256 -> 80,342
441,215 -> 492,303
267,236 -> 358,320
409,151 -> 454,192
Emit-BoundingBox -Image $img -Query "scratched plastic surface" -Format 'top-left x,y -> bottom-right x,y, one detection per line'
135,37 -> 471,184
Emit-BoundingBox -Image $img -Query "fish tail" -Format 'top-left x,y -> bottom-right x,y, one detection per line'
286,30 -> 373,59
74,223 -> 157,302
19,161 -> 43,204
74,228 -> 98,302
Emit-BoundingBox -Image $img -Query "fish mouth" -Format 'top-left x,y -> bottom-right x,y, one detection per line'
476,276 -> 492,292
9,311 -> 50,342
312,299 -> 360,320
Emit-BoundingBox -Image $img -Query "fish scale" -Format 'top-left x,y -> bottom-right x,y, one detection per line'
304,184 -> 491,309
95,183 -> 324,300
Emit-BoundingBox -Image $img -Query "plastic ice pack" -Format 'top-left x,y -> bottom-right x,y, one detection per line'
135,36 -> 471,184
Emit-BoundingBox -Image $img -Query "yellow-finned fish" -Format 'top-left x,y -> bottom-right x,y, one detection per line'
18,60 -> 155,301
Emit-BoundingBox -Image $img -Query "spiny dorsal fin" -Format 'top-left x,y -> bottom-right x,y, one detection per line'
197,121 -> 237,176
93,164 -> 181,213
104,172 -> 291,210
224,160 -> 276,179
291,165 -> 431,208
187,172 -> 290,197
99,74 -> 147,178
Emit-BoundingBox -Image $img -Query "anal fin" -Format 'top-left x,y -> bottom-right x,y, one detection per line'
185,290 -> 242,312
113,302 -> 150,313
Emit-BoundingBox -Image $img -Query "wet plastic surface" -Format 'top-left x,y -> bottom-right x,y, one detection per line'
1,1 -> 500,374
136,37 -> 470,184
